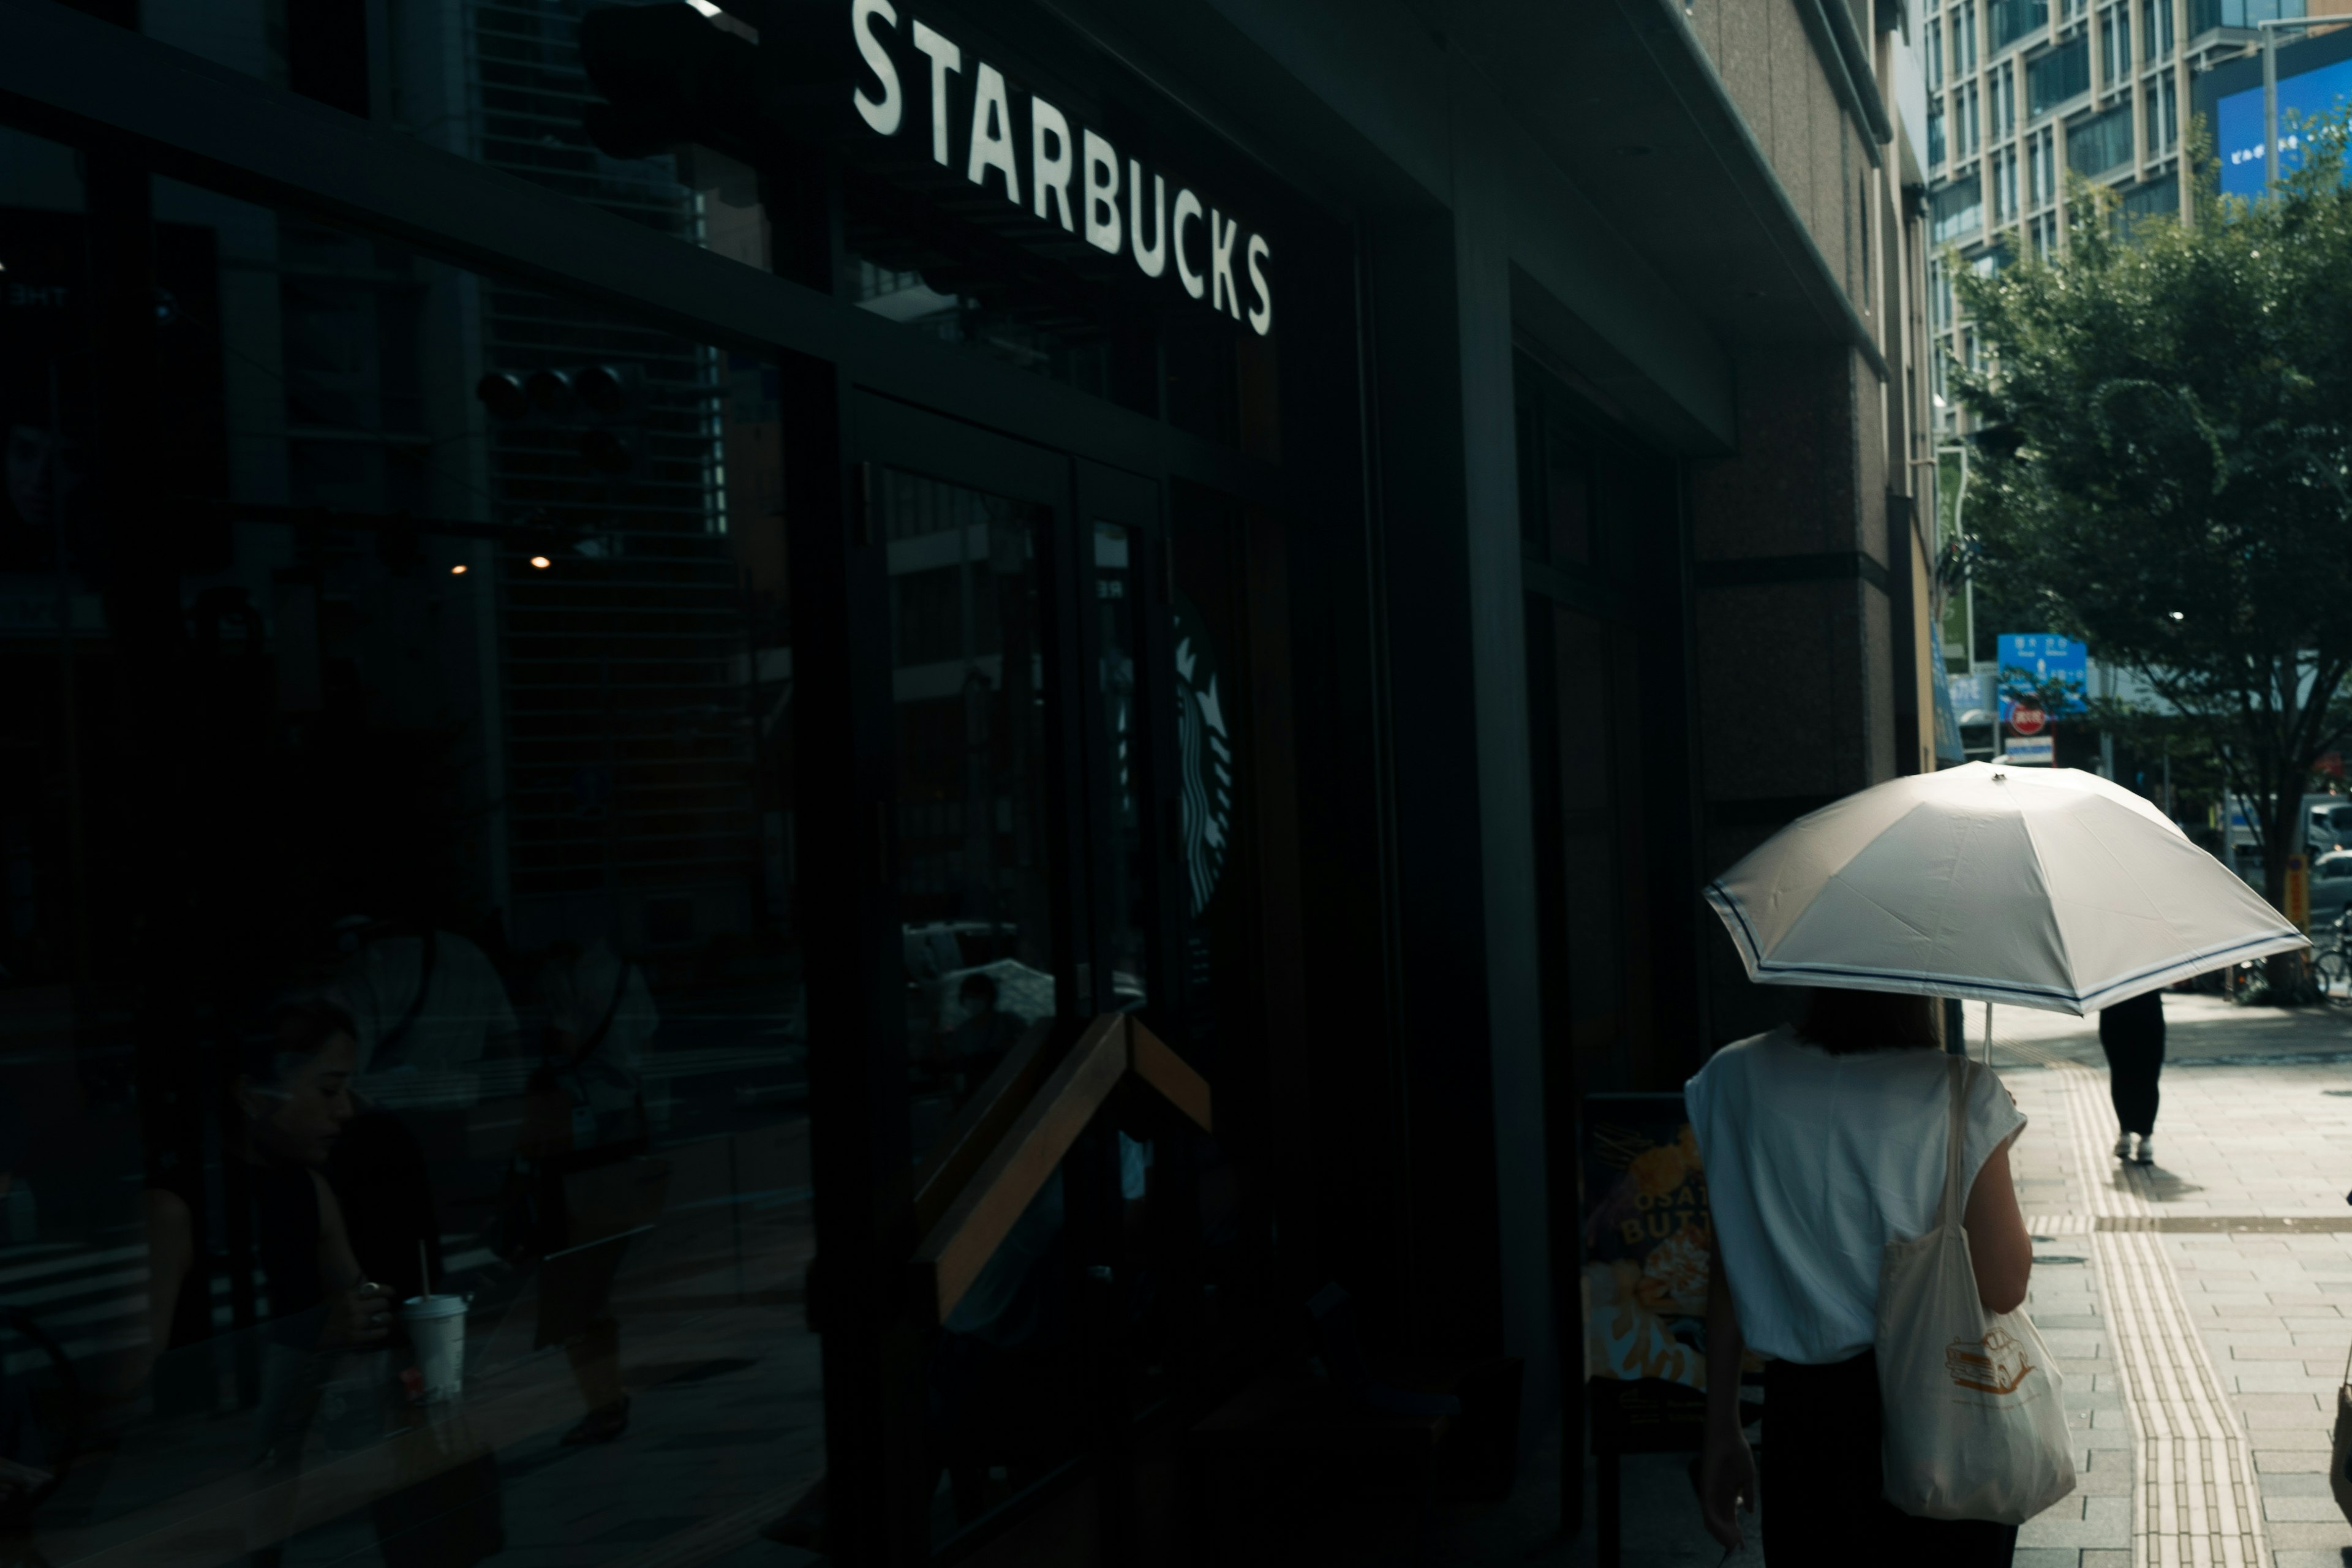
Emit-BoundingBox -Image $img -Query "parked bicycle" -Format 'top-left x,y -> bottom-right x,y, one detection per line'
2314,912 -> 2352,1010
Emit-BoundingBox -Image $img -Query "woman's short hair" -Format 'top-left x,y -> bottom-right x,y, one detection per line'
1795,987 -> 1942,1054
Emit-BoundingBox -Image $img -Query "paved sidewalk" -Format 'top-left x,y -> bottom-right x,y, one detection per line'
1989,994 -> 2352,1568
1430,993 -> 2352,1566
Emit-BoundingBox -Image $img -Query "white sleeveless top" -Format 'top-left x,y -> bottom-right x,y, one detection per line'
1683,1028 -> 2027,1365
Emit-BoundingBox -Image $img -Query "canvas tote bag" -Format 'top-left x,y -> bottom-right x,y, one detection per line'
1875,1055 -> 2076,1523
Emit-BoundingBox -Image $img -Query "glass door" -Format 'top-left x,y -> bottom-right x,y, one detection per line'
840,399 -> 1218,1562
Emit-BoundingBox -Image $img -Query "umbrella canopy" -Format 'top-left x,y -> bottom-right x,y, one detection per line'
1705,763 -> 2306,1015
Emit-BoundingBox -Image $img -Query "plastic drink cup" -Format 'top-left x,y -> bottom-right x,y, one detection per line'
401,1294 -> 467,1403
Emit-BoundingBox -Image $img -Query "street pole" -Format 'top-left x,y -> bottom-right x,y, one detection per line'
2266,21 -> 2280,198
2258,17 -> 2337,200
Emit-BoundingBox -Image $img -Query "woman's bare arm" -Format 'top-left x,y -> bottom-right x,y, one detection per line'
1964,1137 -> 2033,1314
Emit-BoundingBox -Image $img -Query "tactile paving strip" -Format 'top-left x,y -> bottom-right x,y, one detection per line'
2042,1057 -> 2268,1568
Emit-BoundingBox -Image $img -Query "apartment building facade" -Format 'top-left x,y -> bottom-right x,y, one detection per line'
1918,0 -> 2322,425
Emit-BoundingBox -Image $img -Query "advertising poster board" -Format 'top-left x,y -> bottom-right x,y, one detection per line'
1580,1093 -> 1711,1393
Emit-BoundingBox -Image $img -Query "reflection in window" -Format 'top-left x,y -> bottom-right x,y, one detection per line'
883,471 -> 1055,1140
1095,522 -> 1150,1010
0,174 -> 820,1567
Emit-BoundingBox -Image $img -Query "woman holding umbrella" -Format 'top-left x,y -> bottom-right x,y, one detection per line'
1687,764 -> 2304,1561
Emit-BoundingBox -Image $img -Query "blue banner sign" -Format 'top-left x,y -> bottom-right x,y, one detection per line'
1996,632 -> 2087,717
2216,56 -> 2352,199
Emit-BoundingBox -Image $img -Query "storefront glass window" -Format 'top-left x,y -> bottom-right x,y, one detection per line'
884,470 -> 1057,1146
0,149 -> 823,1567
1093,522 -> 1151,1012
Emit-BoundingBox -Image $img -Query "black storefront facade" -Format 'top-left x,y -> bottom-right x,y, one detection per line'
0,1 -> 1920,1564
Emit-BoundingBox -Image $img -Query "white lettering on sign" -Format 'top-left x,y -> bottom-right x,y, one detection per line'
965,62 -> 1020,202
1171,188 -> 1204,301
851,0 -> 902,136
1030,96 -> 1074,230
1128,162 -> 1166,278
1082,129 -> 1120,255
910,21 -> 960,165
1246,233 -> 1272,334
849,4 -> 1272,335
1209,209 -> 1238,318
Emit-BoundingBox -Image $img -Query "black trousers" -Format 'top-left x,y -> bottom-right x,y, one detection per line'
1763,1351 -> 2019,1566
2098,989 -> 2166,1137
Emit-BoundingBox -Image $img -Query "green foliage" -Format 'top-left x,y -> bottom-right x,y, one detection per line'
1953,111 -> 2352,907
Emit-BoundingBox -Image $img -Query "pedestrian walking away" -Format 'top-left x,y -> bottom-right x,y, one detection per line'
1689,989 -> 2038,1565
2098,987 -> 2165,1165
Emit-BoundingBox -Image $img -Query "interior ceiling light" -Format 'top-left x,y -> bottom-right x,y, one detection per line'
530,555 -> 552,570
450,563 -> 468,576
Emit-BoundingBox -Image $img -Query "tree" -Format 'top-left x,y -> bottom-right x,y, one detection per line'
1953,121 -> 2352,959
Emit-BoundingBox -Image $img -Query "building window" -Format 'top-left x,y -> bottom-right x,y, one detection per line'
2028,36 -> 2091,117
2121,173 -> 2180,228
2100,6 -> 2130,88
1860,176 -> 1874,309
2190,1 -> 2310,31
1931,103 -> 1948,166
1932,178 -> 1987,243
1929,18 -> 1947,88
1991,0 -> 2049,51
1959,1 -> 1982,71
2141,0 -> 2175,57
2068,103 -> 2135,175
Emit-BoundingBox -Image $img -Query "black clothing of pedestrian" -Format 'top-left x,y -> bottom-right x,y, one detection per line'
1764,1351 -> 2019,1565
326,1106 -> 443,1306
158,1162 -> 326,1355
2098,989 -> 2165,1140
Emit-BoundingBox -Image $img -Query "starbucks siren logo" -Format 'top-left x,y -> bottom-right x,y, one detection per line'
1172,598 -> 1232,919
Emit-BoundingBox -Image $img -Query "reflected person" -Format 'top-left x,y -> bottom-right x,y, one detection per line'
332,919 -> 520,1084
138,1001 -> 393,1565
935,973 -> 1022,1101
510,943 -> 656,1446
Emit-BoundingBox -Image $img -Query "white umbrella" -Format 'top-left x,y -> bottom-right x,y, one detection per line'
1705,762 -> 2306,1015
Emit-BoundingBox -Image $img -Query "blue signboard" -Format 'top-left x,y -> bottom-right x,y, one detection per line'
2216,57 -> 2352,198
1997,633 -> 2088,717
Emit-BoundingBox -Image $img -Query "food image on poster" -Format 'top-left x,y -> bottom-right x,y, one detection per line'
1580,1093 -> 1712,1391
